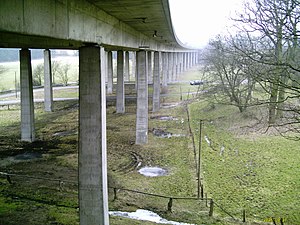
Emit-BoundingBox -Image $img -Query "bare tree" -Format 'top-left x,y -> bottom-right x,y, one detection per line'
0,65 -> 7,75
232,0 -> 300,125
51,61 -> 61,85
58,64 -> 70,86
0,65 -> 8,92
203,35 -> 257,112
33,63 -> 43,86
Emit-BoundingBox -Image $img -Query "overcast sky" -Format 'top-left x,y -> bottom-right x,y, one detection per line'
169,0 -> 244,48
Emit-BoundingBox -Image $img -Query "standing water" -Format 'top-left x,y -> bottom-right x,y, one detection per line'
138,166 -> 168,177
109,209 -> 195,225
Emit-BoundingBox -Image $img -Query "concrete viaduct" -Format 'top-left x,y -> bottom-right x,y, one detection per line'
0,0 -> 199,224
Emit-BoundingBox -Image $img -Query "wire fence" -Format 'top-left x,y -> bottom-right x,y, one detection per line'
0,170 -> 241,221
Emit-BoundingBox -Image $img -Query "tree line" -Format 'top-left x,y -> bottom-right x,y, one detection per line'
33,61 -> 72,86
201,0 -> 300,139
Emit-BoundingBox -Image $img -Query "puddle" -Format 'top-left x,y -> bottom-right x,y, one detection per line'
151,115 -> 178,121
0,152 -> 43,167
138,167 -> 168,177
153,128 -> 172,138
152,128 -> 185,138
109,209 -> 195,225
161,103 -> 181,109
53,130 -> 76,137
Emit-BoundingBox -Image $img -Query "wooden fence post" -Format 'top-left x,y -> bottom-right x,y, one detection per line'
243,209 -> 246,222
209,199 -> 214,217
113,188 -> 117,201
6,175 -> 12,184
167,198 -> 173,212
280,218 -> 284,225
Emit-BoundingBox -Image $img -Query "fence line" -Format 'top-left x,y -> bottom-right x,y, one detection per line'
0,170 -> 262,223
109,186 -> 212,214
0,171 -> 76,184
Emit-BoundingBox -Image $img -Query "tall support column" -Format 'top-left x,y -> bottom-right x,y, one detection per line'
79,46 -> 109,225
179,52 -> 183,73
152,51 -> 160,112
192,52 -> 196,66
162,52 -> 168,88
101,48 -> 107,92
132,51 -> 137,90
167,52 -> 172,83
147,51 -> 153,84
20,49 -> 35,142
44,49 -> 53,112
183,52 -> 187,72
174,53 -> 178,81
116,50 -> 125,113
136,50 -> 148,144
124,51 -> 130,82
107,51 -> 113,94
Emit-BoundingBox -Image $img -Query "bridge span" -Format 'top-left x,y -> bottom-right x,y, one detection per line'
0,1 -> 200,224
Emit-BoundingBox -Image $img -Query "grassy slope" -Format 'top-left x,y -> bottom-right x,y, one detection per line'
0,66 -> 299,225
188,101 -> 300,225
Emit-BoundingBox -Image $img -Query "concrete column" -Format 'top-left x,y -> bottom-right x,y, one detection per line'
185,53 -> 187,69
101,48 -> 107,91
147,51 -> 152,84
107,51 -> 113,94
152,51 -> 160,112
20,49 -> 35,142
43,49 -> 53,112
132,52 -> 137,90
179,52 -> 183,73
174,53 -> 178,81
192,52 -> 196,66
79,46 -> 109,225
124,51 -> 129,82
167,52 -> 172,82
183,53 -> 186,72
172,53 -> 176,81
116,50 -> 125,113
136,50 -> 148,144
162,52 -> 168,88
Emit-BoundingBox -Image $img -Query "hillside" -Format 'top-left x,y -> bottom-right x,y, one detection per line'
0,67 -> 299,225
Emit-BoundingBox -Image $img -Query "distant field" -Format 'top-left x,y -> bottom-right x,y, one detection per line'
0,56 -> 79,91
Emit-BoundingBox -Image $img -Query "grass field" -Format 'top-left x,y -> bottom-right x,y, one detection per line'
0,66 -> 299,225
0,56 -> 79,91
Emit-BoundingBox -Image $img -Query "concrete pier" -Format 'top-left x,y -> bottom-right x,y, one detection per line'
152,51 -> 160,112
147,51 -> 152,84
168,52 -> 173,83
43,49 -> 53,112
162,52 -> 168,88
136,50 -> 148,144
116,50 -> 125,113
20,49 -> 35,142
107,51 -> 113,94
124,51 -> 129,82
78,46 -> 109,225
